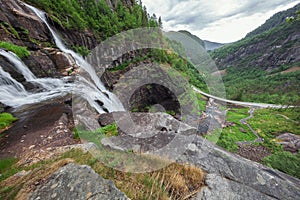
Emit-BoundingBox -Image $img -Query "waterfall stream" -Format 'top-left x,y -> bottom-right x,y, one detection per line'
25,4 -> 124,112
0,4 -> 124,114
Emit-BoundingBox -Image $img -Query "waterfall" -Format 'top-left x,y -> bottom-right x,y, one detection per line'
0,49 -> 67,91
0,59 -> 73,108
0,50 -> 36,81
25,3 -> 124,113
0,65 -> 26,93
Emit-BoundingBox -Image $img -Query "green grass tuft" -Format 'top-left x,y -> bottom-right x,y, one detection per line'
0,113 -> 17,130
0,41 -> 30,58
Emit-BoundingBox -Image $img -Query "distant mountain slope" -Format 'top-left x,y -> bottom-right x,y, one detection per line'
209,4 -> 300,105
176,30 -> 224,51
204,40 -> 224,51
211,13 -> 300,70
246,3 -> 300,38
178,30 -> 205,47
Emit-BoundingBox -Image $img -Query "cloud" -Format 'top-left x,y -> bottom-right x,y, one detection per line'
143,0 -> 300,43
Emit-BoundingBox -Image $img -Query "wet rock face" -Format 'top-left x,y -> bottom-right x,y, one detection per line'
0,0 -> 51,46
29,163 -> 129,200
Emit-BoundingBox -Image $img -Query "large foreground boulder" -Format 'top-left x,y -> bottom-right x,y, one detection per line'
181,138 -> 300,200
99,112 -> 300,199
29,163 -> 129,200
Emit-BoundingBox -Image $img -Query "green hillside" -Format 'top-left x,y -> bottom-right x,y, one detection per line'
210,4 -> 300,105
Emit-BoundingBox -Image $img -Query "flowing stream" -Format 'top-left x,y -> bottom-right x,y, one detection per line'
0,4 -> 124,114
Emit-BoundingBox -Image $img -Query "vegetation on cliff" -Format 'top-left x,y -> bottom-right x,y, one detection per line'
0,41 -> 30,58
0,149 -> 204,199
24,0 -> 158,40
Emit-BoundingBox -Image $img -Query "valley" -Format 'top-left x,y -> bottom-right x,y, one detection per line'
0,0 -> 299,199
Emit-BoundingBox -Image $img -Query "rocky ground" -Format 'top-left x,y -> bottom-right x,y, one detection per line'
0,96 -> 79,161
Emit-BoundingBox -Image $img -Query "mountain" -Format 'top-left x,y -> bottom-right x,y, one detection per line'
204,40 -> 224,51
246,3 -> 300,38
175,30 -> 224,51
210,3 -> 300,105
178,30 -> 205,47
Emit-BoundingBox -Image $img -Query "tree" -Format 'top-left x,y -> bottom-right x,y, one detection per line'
158,16 -> 163,29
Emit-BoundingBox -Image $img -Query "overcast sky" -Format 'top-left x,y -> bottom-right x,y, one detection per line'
143,0 -> 300,43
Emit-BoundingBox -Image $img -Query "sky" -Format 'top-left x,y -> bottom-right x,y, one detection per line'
142,0 -> 300,43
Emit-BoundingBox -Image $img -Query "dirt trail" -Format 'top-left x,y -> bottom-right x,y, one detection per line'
238,108 -> 264,144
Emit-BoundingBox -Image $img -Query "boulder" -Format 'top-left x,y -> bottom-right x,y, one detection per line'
180,137 -> 300,200
276,133 -> 300,153
100,112 -> 197,159
29,163 -> 129,200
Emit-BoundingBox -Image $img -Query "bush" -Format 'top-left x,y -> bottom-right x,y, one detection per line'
0,41 -> 30,58
263,151 -> 300,178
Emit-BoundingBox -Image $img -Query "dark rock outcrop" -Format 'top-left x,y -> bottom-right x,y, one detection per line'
29,163 -> 129,200
0,0 -> 67,79
0,0 -> 94,81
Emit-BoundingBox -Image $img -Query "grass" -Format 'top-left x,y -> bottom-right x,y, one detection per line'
0,41 -> 30,58
263,151 -> 300,178
248,108 -> 299,138
205,107 -> 255,152
0,149 -> 204,200
206,106 -> 300,178
0,113 -> 17,131
246,107 -> 299,154
0,158 -> 19,180
196,93 -> 207,112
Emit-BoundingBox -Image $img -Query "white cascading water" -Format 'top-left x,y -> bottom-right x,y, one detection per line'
0,50 -> 67,91
0,50 -> 35,81
0,4 -> 124,114
0,56 -> 73,108
0,48 -> 108,113
25,3 -> 124,113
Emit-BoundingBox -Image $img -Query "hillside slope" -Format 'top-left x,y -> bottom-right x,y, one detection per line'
246,3 -> 300,38
204,40 -> 224,51
210,4 -> 300,105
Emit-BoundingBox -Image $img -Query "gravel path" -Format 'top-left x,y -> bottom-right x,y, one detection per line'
238,108 -> 264,145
